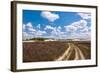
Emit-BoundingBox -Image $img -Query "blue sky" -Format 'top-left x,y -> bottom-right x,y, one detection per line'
22,10 -> 91,40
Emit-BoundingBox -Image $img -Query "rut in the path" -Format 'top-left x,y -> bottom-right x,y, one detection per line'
73,44 -> 85,60
55,43 -> 72,61
55,43 -> 85,61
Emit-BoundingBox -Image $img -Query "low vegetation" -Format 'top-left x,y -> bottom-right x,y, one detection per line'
23,41 -> 91,62
23,41 -> 68,62
30,38 -> 46,41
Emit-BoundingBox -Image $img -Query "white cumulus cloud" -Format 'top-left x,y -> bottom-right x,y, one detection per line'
64,25 -> 77,32
64,19 -> 91,40
72,20 -> 87,29
22,32 -> 33,40
25,22 -> 33,28
67,31 -> 91,40
44,25 -> 55,30
64,20 -> 87,32
41,11 -> 59,22
23,22 -> 36,32
77,13 -> 91,20
44,25 -> 65,39
80,26 -> 89,33
22,22 -> 47,39
35,30 -> 46,36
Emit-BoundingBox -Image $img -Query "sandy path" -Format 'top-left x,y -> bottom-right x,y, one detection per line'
55,43 -> 85,61
55,43 -> 72,61
73,44 -> 85,60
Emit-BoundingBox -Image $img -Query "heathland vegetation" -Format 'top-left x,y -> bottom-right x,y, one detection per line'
23,41 -> 91,62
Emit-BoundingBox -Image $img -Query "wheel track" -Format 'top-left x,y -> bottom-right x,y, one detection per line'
73,44 -> 85,60
55,43 -> 73,61
55,43 -> 86,61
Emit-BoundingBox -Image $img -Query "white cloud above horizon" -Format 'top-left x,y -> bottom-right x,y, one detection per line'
44,25 -> 66,39
77,13 -> 91,20
22,19 -> 91,40
25,22 -> 33,28
41,11 -> 60,22
64,20 -> 87,32
64,19 -> 91,40
22,22 -> 47,40
44,25 -> 55,30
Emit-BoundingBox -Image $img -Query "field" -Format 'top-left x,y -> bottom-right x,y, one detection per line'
23,41 -> 91,62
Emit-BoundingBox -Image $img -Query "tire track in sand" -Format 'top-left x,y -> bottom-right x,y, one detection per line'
55,43 -> 85,61
55,43 -> 73,61
73,44 -> 85,60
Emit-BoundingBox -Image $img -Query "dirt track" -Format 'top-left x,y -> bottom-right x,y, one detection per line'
56,43 -> 86,61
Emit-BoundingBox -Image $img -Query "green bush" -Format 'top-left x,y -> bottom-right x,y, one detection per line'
30,38 -> 47,41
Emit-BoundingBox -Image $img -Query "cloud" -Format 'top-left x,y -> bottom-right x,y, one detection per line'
23,24 -> 26,30
22,32 -> 33,40
23,22 -> 47,39
80,26 -> 89,33
64,20 -> 87,32
28,28 -> 36,32
51,28 -> 64,36
41,11 -> 59,22
44,25 -> 65,38
23,30 -> 46,40
72,20 -> 87,29
35,30 -> 46,36
64,25 -> 77,32
22,23 -> 36,40
64,19 -> 91,40
23,22 -> 36,32
44,25 -> 55,30
25,22 -> 33,28
77,13 -> 91,20
58,26 -> 61,30
70,31 -> 91,40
